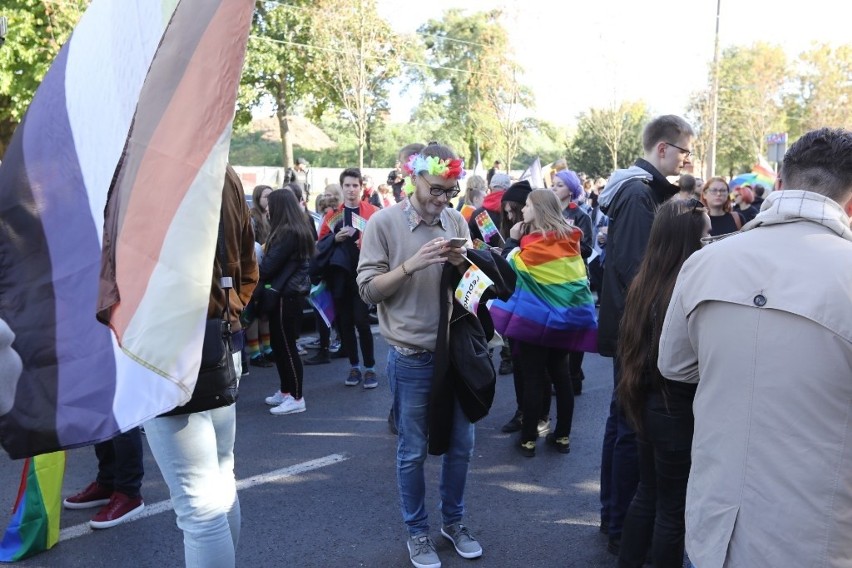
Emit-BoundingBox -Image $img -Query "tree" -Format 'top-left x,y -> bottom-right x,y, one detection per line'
309,0 -> 402,169
486,66 -> 535,170
0,1 -> 89,157
791,43 -> 852,133
418,9 -> 526,163
238,1 -> 320,168
565,102 -> 649,177
715,43 -> 788,175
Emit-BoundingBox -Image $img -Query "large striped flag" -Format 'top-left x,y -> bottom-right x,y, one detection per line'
490,232 -> 598,352
0,0 -> 254,460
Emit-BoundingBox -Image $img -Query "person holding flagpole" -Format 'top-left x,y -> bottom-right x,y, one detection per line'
490,189 -> 598,457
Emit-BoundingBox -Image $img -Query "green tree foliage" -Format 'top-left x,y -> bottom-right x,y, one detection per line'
790,43 -> 852,133
309,0 -> 402,168
238,1 -> 320,168
565,102 -> 649,178
417,9 -> 525,164
0,0 -> 88,157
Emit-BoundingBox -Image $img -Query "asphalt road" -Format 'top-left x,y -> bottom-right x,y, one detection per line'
1,328 -> 618,568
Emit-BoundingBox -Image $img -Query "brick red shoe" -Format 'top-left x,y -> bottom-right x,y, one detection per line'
63,482 -> 112,510
89,492 -> 145,529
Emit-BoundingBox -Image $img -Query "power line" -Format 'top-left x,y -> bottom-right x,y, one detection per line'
248,34 -> 505,80
256,0 -> 497,50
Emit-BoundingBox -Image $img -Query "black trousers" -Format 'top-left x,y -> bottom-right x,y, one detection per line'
95,427 -> 144,497
517,342 -> 574,443
334,281 -> 374,368
618,392 -> 693,568
269,295 -> 304,398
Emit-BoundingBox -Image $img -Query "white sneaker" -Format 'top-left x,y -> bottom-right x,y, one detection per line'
270,397 -> 306,415
265,391 -> 291,406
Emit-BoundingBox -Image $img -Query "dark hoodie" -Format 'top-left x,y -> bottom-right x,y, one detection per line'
597,158 -> 679,357
468,189 -> 505,245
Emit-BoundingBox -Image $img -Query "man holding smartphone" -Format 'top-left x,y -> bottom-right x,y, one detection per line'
358,143 -> 482,568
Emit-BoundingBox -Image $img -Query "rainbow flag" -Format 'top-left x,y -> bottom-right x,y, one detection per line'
0,0 -> 254,459
351,212 -> 368,233
308,281 -> 336,329
0,452 -> 65,561
490,232 -> 597,351
475,211 -> 501,242
326,209 -> 344,231
454,264 -> 494,316
471,238 -> 491,251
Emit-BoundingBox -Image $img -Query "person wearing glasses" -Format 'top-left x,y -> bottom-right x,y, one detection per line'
658,128 -> 852,568
317,168 -> 379,388
615,198 -> 710,568
596,114 -> 694,556
700,177 -> 743,236
357,143 -> 484,568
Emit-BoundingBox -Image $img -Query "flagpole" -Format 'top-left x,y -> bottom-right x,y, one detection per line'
706,0 -> 721,179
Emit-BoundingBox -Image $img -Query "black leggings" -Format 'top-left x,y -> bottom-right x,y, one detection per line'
269,295 -> 304,399
518,342 -> 574,443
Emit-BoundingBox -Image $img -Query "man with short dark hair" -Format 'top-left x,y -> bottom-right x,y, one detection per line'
752,183 -> 766,209
318,168 -> 379,388
596,114 -> 694,554
659,127 -> 852,567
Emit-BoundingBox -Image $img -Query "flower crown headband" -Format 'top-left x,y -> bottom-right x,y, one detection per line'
402,153 -> 467,195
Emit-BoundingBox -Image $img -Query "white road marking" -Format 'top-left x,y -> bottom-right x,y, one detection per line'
59,453 -> 349,542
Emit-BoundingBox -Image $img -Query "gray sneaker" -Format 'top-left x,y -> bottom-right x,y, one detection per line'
440,522 -> 482,559
407,534 -> 441,568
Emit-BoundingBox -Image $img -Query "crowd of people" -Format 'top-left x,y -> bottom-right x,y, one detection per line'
48,121 -> 852,568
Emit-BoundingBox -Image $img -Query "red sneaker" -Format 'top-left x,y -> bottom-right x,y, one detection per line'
89,492 -> 145,529
63,482 -> 112,510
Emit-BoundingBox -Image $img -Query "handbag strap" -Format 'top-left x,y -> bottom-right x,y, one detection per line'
215,205 -> 233,324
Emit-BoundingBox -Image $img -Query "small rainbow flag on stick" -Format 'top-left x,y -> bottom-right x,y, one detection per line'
475,211 -> 503,243
351,212 -> 368,233
471,238 -> 491,251
460,204 -> 476,221
0,452 -> 65,561
326,210 -> 344,231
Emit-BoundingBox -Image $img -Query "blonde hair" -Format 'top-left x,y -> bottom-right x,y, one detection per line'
527,189 -> 572,238
465,175 -> 486,191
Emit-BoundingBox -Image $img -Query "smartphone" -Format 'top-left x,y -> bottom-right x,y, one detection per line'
447,237 -> 467,248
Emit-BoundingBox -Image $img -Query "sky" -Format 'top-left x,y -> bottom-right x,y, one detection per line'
376,0 -> 850,127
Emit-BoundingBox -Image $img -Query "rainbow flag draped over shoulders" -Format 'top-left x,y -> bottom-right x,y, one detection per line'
0,0 -> 254,459
490,231 -> 597,352
0,452 -> 65,561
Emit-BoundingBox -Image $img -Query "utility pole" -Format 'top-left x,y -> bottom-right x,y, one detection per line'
707,0 -> 721,179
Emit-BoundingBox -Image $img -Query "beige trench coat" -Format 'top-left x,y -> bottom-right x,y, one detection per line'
659,219 -> 852,568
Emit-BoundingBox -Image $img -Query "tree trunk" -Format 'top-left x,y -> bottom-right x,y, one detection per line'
275,84 -> 293,169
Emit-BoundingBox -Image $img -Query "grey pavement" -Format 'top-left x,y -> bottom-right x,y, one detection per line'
1,328 -> 617,567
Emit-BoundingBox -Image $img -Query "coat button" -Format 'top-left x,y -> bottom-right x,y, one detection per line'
753,294 -> 767,307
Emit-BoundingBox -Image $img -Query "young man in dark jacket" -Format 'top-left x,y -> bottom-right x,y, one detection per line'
596,115 -> 694,554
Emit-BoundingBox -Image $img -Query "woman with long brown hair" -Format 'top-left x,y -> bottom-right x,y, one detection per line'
259,189 -> 315,415
246,185 -> 274,369
616,198 -> 710,567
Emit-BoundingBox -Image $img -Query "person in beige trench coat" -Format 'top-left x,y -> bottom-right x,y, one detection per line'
658,128 -> 852,568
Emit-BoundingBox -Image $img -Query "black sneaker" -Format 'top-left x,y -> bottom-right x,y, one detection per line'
545,432 -> 570,454
498,359 -> 513,375
303,349 -> 330,365
250,354 -> 274,368
519,440 -> 536,457
501,410 -> 523,433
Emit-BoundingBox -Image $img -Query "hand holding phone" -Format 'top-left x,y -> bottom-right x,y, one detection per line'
447,237 -> 467,248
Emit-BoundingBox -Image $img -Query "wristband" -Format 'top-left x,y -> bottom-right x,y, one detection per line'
401,262 -> 412,277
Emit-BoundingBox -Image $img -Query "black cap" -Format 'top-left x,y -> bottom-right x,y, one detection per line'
502,180 -> 532,204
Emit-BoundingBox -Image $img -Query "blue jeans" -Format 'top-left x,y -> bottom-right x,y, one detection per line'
600,357 -> 639,538
145,404 -> 240,568
387,348 -> 475,536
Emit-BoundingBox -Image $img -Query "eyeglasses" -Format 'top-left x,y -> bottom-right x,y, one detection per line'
704,188 -> 728,195
666,142 -> 692,158
419,176 -> 460,199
